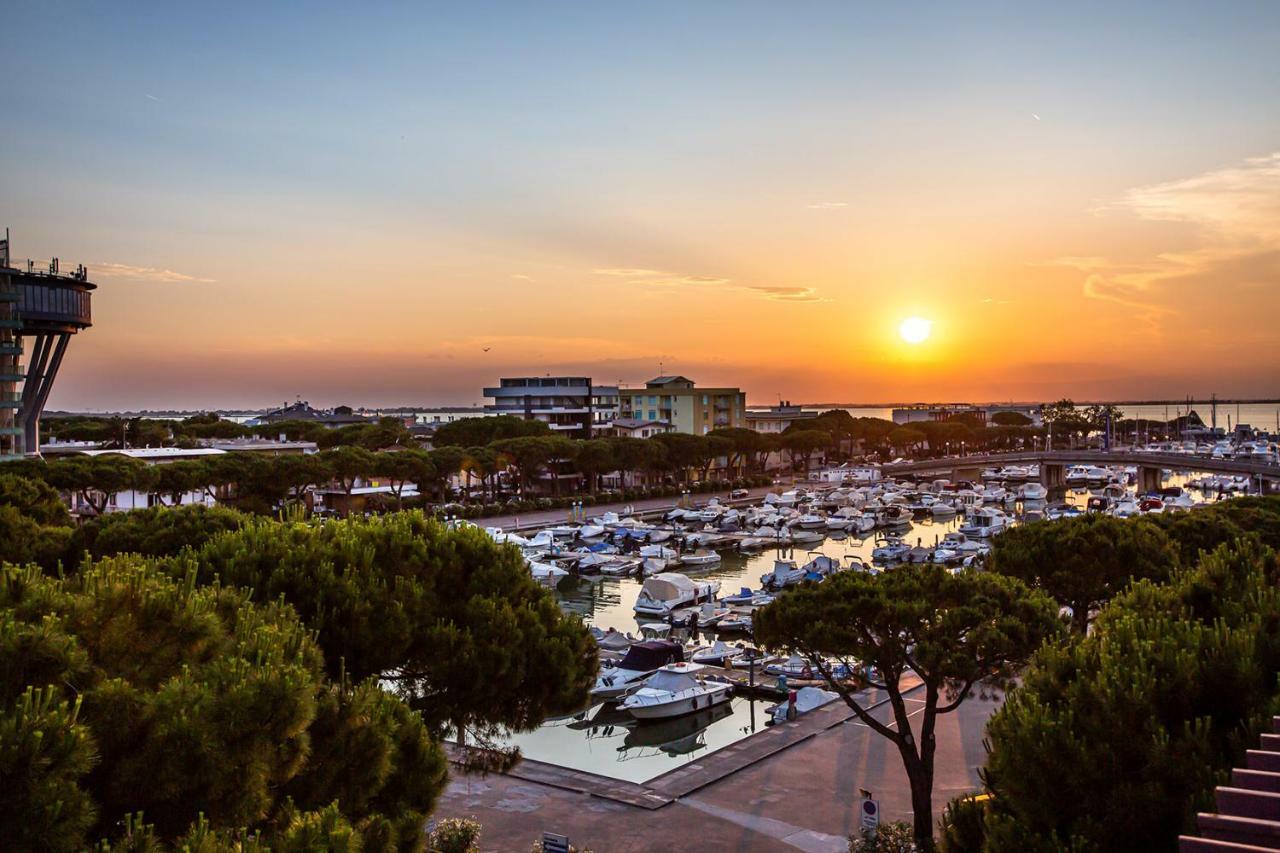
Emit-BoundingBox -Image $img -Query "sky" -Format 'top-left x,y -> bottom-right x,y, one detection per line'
3,1 -> 1279,410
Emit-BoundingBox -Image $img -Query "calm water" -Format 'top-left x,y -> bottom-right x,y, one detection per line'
508,467 -> 1231,782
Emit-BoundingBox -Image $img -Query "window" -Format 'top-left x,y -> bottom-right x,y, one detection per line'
702,394 -> 708,405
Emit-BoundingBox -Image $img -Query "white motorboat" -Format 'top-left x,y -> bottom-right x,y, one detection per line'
591,626 -> 634,652
1019,482 -> 1048,501
680,549 -> 722,567
767,686 -> 839,724
591,640 -> 684,700
788,527 -> 825,545
795,513 -> 827,530
691,640 -> 747,667
958,507 -> 1009,538
620,662 -> 733,720
579,524 -> 606,539
1065,466 -> 1090,487
931,501 -> 958,517
715,612 -> 753,633
761,558 -> 806,589
528,560 -> 568,582
634,573 -> 721,617
871,536 -> 910,562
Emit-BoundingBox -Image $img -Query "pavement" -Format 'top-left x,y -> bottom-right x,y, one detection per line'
468,482 -> 793,531
434,686 -> 1000,852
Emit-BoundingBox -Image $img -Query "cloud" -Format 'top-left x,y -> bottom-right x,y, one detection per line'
806,201 -> 848,210
510,273 -> 535,282
594,266 -> 823,303
1060,151 -> 1280,327
748,285 -> 825,303
90,262 -> 214,283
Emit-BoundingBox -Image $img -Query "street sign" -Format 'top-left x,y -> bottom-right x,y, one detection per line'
860,797 -> 880,833
542,831 -> 570,853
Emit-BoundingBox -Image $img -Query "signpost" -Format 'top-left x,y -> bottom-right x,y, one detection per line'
860,794 -> 880,836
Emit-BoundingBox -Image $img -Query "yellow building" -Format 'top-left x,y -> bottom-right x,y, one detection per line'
618,376 -> 746,435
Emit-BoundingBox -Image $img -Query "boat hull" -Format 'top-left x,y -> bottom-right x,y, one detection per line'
627,687 -> 732,720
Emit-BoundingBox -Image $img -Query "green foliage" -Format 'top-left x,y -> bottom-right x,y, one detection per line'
849,822 -> 918,852
938,796 -> 986,853
427,817 -> 481,853
434,415 -> 550,448
0,472 -> 71,525
755,565 -> 1060,847
191,511 -> 597,747
982,539 -> 1280,851
990,513 -> 1177,632
0,556 -> 446,849
70,504 -> 250,563
990,411 -> 1032,427
0,505 -> 73,572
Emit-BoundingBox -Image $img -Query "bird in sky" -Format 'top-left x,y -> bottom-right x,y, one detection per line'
482,347 -> 491,352
1032,113 -> 1042,121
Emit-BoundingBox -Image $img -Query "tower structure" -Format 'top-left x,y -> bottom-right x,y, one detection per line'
0,232 -> 95,458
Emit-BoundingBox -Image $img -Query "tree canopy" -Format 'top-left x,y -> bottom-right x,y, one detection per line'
755,565 -> 1060,848
0,556 -> 447,850
989,513 -> 1177,632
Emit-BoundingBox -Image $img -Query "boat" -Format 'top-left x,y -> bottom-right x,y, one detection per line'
591,626 -> 634,652
1019,482 -> 1048,501
620,662 -> 733,719
579,524 -> 606,539
715,612 -> 752,633
957,507 -> 1009,538
761,558 -> 806,589
590,640 -> 685,699
1065,465 -> 1090,487
871,536 -> 910,562
788,527 -> 825,544
634,572 -> 721,617
528,560 -> 568,582
720,586 -> 757,606
691,640 -> 748,667
795,513 -> 827,530
680,549 -> 722,567
767,685 -> 839,724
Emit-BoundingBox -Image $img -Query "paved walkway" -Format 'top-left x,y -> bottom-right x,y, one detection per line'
435,680 -> 996,852
469,482 -> 793,531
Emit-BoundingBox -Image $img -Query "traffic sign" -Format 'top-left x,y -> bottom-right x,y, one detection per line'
860,797 -> 880,833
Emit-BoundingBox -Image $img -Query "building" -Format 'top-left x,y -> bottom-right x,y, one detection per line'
482,376 -> 619,438
982,404 -> 1043,427
607,417 -> 674,439
1,232 -> 96,459
618,376 -> 745,435
746,403 -> 819,434
892,404 -> 984,425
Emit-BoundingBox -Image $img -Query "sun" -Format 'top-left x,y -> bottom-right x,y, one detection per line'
899,316 -> 932,344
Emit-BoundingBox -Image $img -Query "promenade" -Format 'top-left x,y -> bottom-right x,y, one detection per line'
435,682 -> 996,852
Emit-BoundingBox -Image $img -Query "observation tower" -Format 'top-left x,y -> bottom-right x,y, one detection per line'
0,231 -> 95,459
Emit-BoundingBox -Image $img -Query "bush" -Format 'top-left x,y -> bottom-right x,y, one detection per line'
849,822 -> 918,852
428,817 -> 481,853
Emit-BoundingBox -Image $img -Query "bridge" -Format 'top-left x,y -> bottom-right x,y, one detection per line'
881,450 -> 1280,493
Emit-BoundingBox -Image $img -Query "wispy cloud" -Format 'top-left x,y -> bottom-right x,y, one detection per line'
144,93 -> 161,102
806,201 -> 848,210
593,268 -> 729,287
594,267 -> 822,303
91,262 -> 214,283
748,285 -> 825,303
1058,151 -> 1280,328
510,273 -> 536,282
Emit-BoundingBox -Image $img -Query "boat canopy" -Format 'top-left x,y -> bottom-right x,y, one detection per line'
616,640 -> 684,671
641,573 -> 698,599
643,669 -> 699,693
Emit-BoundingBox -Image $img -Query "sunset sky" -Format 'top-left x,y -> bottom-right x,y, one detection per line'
4,2 -> 1279,410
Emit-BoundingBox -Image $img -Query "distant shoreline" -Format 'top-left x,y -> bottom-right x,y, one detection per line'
44,398 -> 1280,419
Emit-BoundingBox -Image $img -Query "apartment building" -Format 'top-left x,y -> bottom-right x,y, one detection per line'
483,376 -> 619,438
618,376 -> 745,435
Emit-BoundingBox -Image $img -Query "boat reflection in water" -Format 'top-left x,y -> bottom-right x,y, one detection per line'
618,701 -> 735,759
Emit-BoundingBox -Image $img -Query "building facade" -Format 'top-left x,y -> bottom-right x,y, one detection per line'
746,403 -> 819,434
618,376 -> 746,435
483,376 -> 619,438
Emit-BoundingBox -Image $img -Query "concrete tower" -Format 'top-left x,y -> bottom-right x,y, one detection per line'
0,232 -> 95,459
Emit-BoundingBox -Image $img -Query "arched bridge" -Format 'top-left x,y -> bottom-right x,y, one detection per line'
881,450 -> 1280,492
